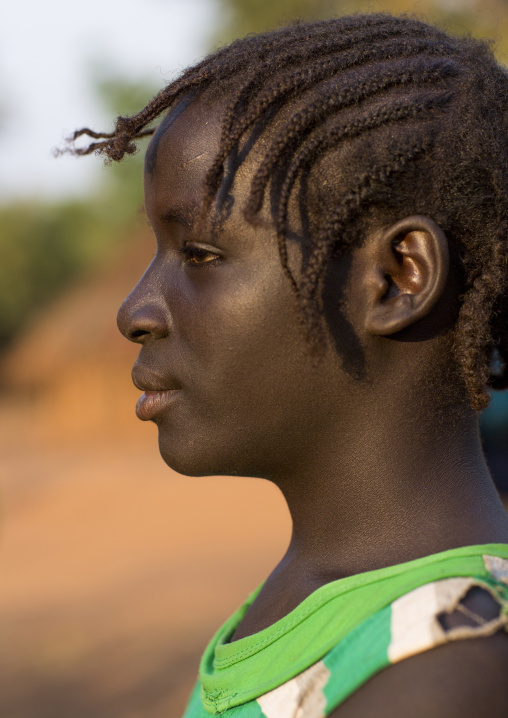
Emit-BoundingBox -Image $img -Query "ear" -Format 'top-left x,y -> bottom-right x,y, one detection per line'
362,216 -> 449,336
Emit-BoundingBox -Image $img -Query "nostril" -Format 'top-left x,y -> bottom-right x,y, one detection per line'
117,292 -> 171,343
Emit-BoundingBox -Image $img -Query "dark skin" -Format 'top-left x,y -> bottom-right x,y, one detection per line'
117,95 -> 508,716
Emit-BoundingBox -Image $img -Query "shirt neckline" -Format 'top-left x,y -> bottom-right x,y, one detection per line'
213,542 -> 508,664
199,543 -> 508,713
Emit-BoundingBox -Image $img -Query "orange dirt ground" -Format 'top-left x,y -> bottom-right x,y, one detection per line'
0,401 -> 291,718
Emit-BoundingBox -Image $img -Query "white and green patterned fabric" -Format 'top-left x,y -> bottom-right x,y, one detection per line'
183,545 -> 508,717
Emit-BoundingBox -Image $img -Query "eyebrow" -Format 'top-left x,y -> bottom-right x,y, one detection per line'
160,208 -> 194,229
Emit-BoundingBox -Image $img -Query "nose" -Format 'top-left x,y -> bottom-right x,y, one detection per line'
117,274 -> 171,344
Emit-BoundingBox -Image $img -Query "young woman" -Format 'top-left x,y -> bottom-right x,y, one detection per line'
70,14 -> 508,716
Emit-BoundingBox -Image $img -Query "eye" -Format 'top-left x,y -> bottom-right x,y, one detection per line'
180,243 -> 221,266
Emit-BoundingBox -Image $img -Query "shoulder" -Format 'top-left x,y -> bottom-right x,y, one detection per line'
329,632 -> 508,718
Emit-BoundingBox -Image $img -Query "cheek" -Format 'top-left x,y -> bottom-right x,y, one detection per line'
171,265 -> 305,384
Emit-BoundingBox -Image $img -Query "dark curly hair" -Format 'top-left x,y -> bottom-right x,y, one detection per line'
66,13 -> 508,411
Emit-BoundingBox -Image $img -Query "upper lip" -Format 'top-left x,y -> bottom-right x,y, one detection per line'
131,363 -> 180,392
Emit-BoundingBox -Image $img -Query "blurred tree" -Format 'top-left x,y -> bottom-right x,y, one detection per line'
0,76 -> 156,354
91,72 -> 160,213
215,0 -> 508,60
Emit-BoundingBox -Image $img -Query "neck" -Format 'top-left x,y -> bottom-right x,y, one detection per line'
280,407 -> 507,580
231,373 -> 508,640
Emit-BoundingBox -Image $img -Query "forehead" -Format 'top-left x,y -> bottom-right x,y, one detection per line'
146,94 -> 224,174
143,92 -> 305,234
144,95 -> 225,218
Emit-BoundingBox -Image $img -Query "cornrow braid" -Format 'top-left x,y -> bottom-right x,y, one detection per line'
243,56 -> 457,219
202,35 -> 457,218
298,135 -> 435,348
211,23 -> 454,143
274,91 -> 453,290
63,14 -> 452,162
67,13 -> 508,409
457,239 -> 508,409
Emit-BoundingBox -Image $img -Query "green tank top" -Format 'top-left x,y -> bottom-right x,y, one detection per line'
183,544 -> 508,717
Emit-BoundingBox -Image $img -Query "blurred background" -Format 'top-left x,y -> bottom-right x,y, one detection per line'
1,0 -> 508,716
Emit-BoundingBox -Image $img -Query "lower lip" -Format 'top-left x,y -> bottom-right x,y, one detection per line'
135,390 -> 180,421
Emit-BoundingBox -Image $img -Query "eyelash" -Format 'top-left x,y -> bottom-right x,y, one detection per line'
179,244 -> 221,266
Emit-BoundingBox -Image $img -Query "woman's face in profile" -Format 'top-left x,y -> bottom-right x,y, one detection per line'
117,95 -> 349,480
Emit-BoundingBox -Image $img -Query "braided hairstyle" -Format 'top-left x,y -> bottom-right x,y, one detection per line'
67,13 -> 508,410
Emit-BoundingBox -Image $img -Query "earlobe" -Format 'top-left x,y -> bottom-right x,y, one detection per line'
364,216 -> 450,336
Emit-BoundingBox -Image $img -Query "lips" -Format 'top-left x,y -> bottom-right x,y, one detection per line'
131,364 -> 179,392
131,364 -> 180,421
135,389 -> 179,421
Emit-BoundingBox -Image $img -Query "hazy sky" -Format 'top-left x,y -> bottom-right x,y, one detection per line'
1,0 -> 219,201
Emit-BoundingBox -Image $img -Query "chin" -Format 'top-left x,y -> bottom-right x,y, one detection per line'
157,433 -> 229,478
156,432 -> 263,479
155,414 -> 272,478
